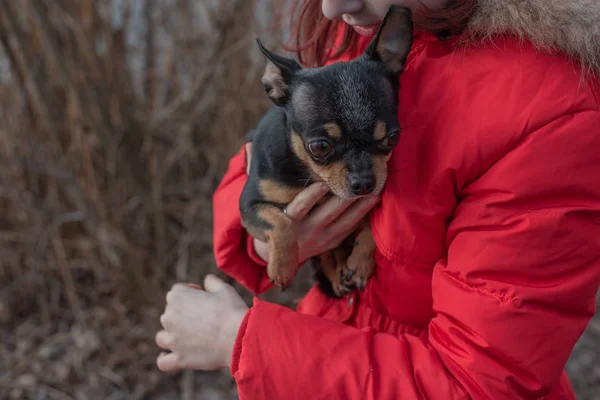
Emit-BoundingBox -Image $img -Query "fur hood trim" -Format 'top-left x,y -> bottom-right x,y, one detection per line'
466,0 -> 600,75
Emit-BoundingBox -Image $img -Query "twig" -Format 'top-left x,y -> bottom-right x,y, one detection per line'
35,211 -> 86,264
175,232 -> 194,282
144,0 -> 156,112
0,3 -> 58,136
149,151 -> 167,280
181,370 -> 195,400
94,363 -> 131,396
52,235 -> 84,324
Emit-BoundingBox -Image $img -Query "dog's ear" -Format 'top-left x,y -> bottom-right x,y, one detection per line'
256,38 -> 302,106
364,6 -> 414,76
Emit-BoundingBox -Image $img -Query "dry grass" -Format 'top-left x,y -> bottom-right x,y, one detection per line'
0,0 -> 303,398
0,0 -> 597,399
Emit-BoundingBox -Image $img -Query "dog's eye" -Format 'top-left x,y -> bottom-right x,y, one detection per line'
307,140 -> 332,158
380,131 -> 400,149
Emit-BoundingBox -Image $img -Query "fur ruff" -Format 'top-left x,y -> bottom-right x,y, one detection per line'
465,0 -> 600,76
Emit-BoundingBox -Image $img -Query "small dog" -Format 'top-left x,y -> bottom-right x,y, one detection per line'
240,6 -> 414,298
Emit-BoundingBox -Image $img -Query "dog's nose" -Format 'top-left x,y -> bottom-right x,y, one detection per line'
349,174 -> 375,196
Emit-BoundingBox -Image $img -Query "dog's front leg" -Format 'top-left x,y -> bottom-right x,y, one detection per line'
341,217 -> 376,291
255,204 -> 298,290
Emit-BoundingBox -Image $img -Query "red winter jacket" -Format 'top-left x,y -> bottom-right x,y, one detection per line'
212,1 -> 600,399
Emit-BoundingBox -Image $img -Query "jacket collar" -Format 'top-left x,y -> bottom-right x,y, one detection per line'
466,0 -> 600,76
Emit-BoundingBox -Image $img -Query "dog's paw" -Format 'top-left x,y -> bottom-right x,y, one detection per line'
267,262 -> 295,291
267,270 -> 294,291
343,256 -> 374,292
330,276 -> 354,298
325,264 -> 354,298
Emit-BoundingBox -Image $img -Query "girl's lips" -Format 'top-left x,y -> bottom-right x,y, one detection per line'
351,23 -> 380,37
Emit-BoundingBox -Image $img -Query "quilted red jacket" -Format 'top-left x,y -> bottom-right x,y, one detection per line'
212,1 -> 600,398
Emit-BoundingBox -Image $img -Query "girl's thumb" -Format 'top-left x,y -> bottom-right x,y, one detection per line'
203,274 -> 229,293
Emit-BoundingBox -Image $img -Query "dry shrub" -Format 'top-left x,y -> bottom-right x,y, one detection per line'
0,0 -> 305,398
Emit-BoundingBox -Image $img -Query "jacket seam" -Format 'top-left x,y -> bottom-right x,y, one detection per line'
362,300 -> 428,334
431,350 -> 477,399
503,108 -> 599,170
584,75 -> 600,108
439,267 -> 514,305
380,250 -> 434,269
361,331 -> 376,400
372,223 -> 440,270
404,39 -> 427,70
376,252 -> 434,269
507,108 -> 598,155
459,107 -> 600,198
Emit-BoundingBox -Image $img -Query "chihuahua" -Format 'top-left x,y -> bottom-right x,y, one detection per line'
240,6 -> 414,298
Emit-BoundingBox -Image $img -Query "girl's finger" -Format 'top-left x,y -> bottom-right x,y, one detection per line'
203,274 -> 230,293
305,194 -> 356,228
157,351 -> 181,372
325,196 -> 380,237
155,330 -> 174,350
285,182 -> 330,221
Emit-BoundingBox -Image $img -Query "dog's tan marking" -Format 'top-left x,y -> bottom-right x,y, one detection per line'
371,153 -> 391,196
290,133 -> 349,198
316,218 -> 376,297
344,217 -> 376,289
261,62 -> 287,101
374,121 -> 387,141
258,179 -> 303,205
324,122 -> 342,139
316,246 -> 352,298
333,245 -> 354,296
252,204 -> 298,289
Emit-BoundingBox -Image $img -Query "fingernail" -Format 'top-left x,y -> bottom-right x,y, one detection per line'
185,283 -> 203,291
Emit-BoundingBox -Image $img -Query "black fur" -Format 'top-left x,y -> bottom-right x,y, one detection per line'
240,106 -> 312,219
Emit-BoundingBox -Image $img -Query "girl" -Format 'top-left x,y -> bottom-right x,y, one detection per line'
155,1 -> 600,398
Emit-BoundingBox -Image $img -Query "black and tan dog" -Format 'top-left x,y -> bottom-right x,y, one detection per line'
240,6 -> 414,298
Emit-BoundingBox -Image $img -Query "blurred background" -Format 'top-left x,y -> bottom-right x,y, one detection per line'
0,1 -> 598,399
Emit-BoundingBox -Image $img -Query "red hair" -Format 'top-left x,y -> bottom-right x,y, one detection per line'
283,0 -> 477,67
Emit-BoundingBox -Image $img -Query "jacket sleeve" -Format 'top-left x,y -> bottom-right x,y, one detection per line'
212,144 -> 273,294
229,109 -> 600,399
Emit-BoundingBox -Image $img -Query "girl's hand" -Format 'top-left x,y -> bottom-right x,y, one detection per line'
245,143 -> 381,265
155,275 -> 249,371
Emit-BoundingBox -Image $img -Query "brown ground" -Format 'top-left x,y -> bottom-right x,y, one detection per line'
0,1 -> 598,399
